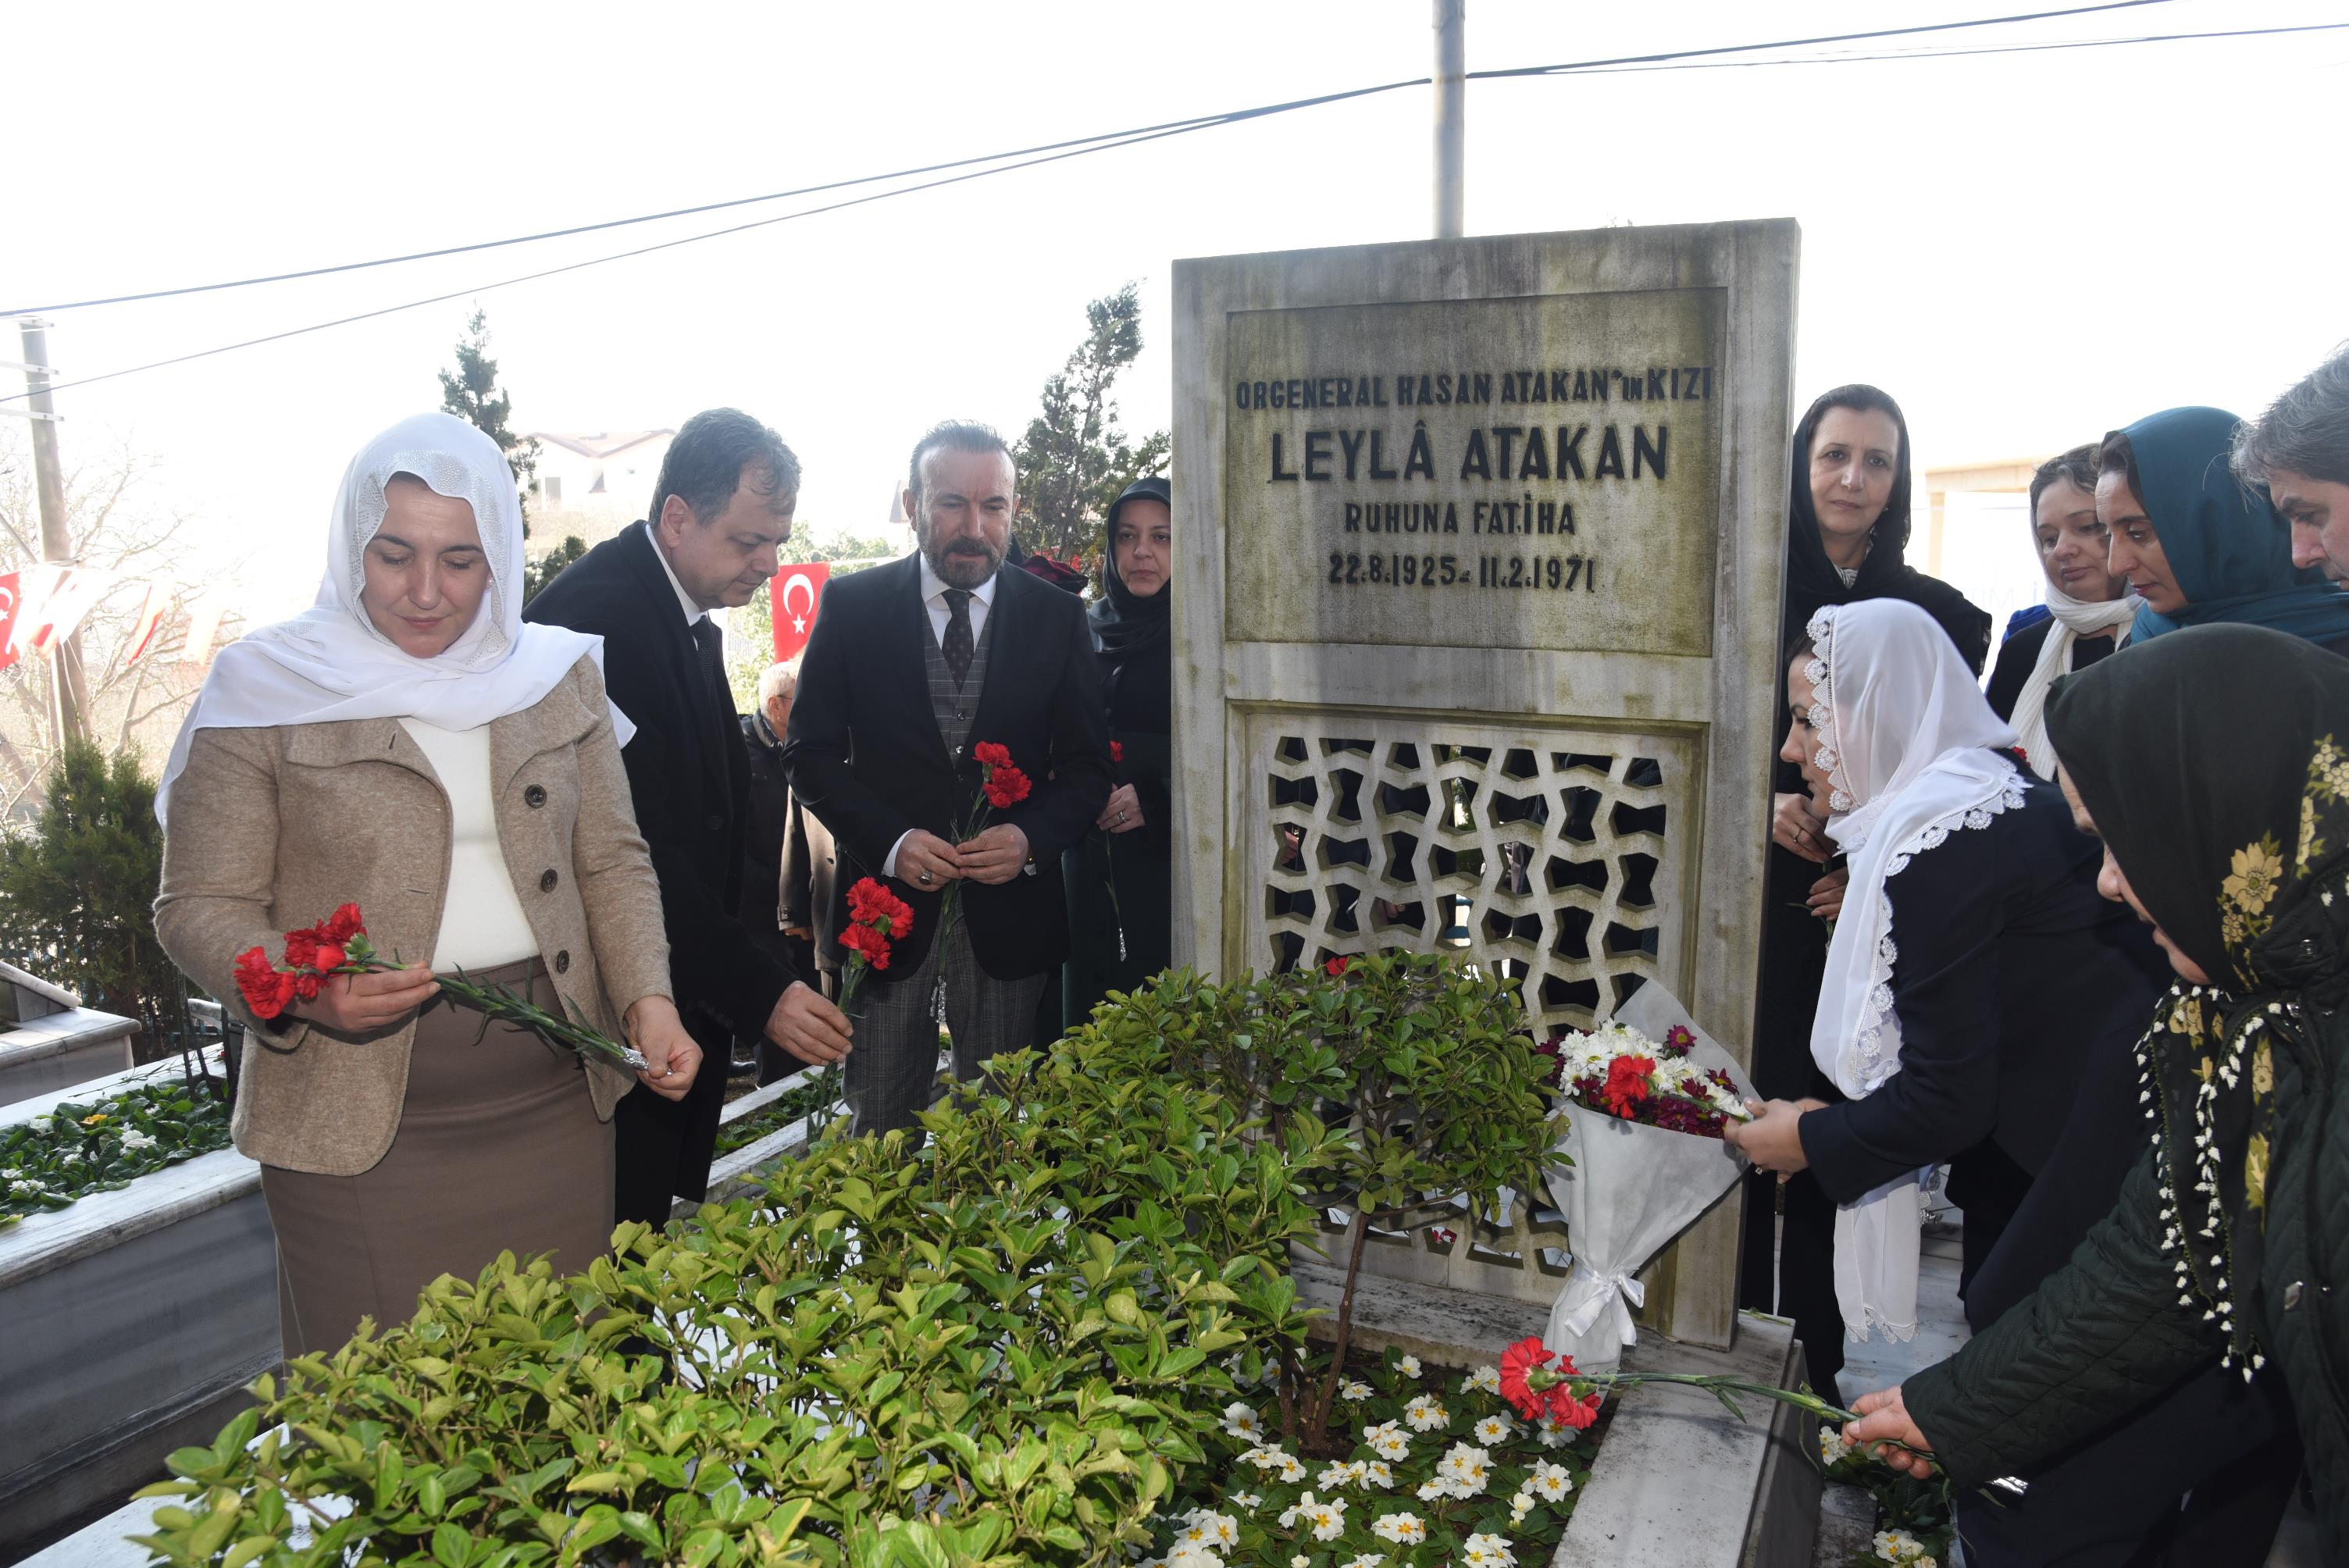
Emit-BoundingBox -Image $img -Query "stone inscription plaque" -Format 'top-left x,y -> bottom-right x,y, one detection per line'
1221,287 -> 1724,654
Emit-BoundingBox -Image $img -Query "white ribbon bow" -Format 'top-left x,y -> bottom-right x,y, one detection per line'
1554,1260 -> 1646,1346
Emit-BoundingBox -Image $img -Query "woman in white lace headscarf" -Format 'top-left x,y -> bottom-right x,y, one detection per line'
154,412 -> 700,1358
1983,444 -> 2138,779
1724,599 -> 2167,1364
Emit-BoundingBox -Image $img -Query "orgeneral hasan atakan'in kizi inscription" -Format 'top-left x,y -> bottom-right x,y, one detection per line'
1219,290 -> 1725,656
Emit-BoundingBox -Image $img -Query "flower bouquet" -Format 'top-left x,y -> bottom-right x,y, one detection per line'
936,739 -> 1030,943
231,903 -> 647,1071
800,875 -> 917,1142
1540,982 -> 1757,1371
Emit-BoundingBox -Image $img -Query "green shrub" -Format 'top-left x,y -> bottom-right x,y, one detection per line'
131,953 -> 1558,1566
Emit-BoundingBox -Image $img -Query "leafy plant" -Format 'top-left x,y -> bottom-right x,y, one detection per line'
2,1070 -> 233,1224
1073,953 -> 1561,1451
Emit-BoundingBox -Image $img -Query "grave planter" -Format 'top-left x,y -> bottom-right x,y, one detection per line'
676,1066 -> 832,1217
0,1051 -> 277,1556
1293,1261 -> 1820,1568
0,960 -> 138,1110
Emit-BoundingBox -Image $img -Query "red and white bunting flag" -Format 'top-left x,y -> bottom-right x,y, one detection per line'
25,567 -> 112,654
0,569 -> 23,673
3,564 -> 65,660
180,595 -> 229,666
125,580 -> 175,663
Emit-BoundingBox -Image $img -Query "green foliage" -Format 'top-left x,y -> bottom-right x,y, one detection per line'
520,534 -> 587,605
439,305 -> 541,526
1073,953 -> 1560,1447
0,738 -> 180,1039
131,1022 -> 1331,1568
1,1071 -> 233,1224
130,957 -> 1567,1566
1011,283 -> 1170,565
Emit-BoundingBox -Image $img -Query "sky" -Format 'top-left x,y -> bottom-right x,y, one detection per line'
5,0 -> 2344,631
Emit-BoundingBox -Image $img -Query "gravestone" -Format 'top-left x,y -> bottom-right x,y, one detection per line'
1171,220 -> 1798,1348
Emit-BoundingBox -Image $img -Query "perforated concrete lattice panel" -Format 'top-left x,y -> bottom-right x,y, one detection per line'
1174,221 -> 1798,1345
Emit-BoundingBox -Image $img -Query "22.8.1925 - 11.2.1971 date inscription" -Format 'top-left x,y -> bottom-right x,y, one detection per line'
1325,549 -> 1596,592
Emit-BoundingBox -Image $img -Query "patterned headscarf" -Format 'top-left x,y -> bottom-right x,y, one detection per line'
2048,623 -> 2349,1371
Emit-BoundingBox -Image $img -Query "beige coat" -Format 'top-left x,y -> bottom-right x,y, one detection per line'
155,657 -> 672,1176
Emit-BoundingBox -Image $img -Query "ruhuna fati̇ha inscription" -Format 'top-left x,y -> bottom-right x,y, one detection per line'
1221,289 -> 1723,654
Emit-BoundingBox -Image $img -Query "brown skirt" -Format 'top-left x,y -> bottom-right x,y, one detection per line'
261,958 -> 615,1359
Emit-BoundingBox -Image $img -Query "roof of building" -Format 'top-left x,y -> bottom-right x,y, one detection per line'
530,429 -> 675,460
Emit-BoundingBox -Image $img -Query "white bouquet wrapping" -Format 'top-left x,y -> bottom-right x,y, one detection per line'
1540,982 -> 1756,1371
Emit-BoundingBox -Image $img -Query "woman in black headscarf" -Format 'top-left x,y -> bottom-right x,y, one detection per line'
1064,476 -> 1174,1025
1847,625 -> 2349,1560
1740,385 -> 1994,1402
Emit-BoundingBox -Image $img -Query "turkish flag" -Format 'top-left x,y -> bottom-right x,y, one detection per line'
126,580 -> 175,663
770,563 -> 831,662
0,571 -> 20,673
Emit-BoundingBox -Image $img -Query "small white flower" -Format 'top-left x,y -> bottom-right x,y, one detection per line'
1414,1479 -> 1446,1502
1166,1546 -> 1219,1568
9,1178 -> 42,1196
119,1128 -> 158,1153
59,1149 -> 81,1164
1508,1489 -> 1533,1526
1362,1420 -> 1411,1460
27,1115 -> 52,1135
1462,1363 -> 1501,1394
1359,1459 -> 1395,1490
1279,1491 -> 1346,1541
1820,1427 -> 1852,1466
1341,1556 -> 1386,1568
1403,1395 -> 1449,1431
1536,1413 -> 1581,1447
1875,1529 -> 1923,1564
1229,1491 -> 1261,1511
1435,1441 -> 1492,1499
1473,1413 -> 1515,1444
1371,1512 -> 1427,1545
0,1167 -> 19,1179
1292,1558 -> 1310,1568
1338,1378 -> 1375,1402
1462,1532 -> 1517,1566
1397,1354 -> 1422,1379
1222,1401 -> 1265,1443
1527,1459 -> 1575,1501
1317,1459 -> 1363,1491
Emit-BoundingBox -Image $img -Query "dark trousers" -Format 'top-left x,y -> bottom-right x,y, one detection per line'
846,921 -> 1044,1141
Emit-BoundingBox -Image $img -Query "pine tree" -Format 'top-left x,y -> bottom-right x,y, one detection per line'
1011,283 -> 1170,565
439,306 -> 543,524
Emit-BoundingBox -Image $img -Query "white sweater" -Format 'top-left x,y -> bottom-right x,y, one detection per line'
397,718 -> 541,971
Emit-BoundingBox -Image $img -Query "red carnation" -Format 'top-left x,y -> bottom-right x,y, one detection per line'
1324,956 -> 1351,977
1600,1054 -> 1656,1117
972,741 -> 1013,769
1499,1335 -> 1556,1422
1548,1381 -> 1604,1430
282,928 -> 321,970
1110,741 -> 1125,764
983,764 -> 1032,810
312,942 -> 348,974
319,903 -> 365,944
233,946 -> 286,1018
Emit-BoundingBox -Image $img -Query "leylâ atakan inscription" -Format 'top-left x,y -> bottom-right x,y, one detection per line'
1222,287 -> 1724,654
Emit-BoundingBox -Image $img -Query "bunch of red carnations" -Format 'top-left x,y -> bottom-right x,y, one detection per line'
1546,1020 -> 1749,1139
936,741 -> 1032,940
837,876 -> 913,1014
230,903 -> 645,1071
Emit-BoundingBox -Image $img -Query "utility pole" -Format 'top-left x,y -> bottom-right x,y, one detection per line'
17,318 -> 85,749
1432,0 -> 1466,239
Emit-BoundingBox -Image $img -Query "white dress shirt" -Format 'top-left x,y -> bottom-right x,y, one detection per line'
643,521 -> 711,626
884,558 -> 1002,878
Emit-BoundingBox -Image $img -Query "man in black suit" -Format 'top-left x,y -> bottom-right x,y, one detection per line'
785,420 -> 1110,1138
526,409 -> 852,1224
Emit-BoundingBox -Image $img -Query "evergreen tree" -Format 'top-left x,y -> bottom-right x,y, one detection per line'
0,739 -> 180,1047
521,534 -> 587,605
438,305 -> 543,524
1011,283 -> 1170,564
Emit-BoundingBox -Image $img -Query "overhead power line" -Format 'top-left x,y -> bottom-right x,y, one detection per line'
3,0 -> 2182,319
12,9 -> 2335,405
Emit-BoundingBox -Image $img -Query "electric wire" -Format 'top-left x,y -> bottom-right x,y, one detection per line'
9,5 -> 2326,404
3,0 -> 2184,319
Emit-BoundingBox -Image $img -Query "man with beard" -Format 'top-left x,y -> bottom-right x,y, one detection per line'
783,421 -> 1110,1137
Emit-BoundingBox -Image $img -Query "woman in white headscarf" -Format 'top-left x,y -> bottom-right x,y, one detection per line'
1724,599 -> 2165,1358
1983,444 -> 2139,777
155,412 -> 697,1357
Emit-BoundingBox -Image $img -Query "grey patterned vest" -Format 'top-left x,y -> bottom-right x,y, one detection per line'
923,587 -> 997,762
